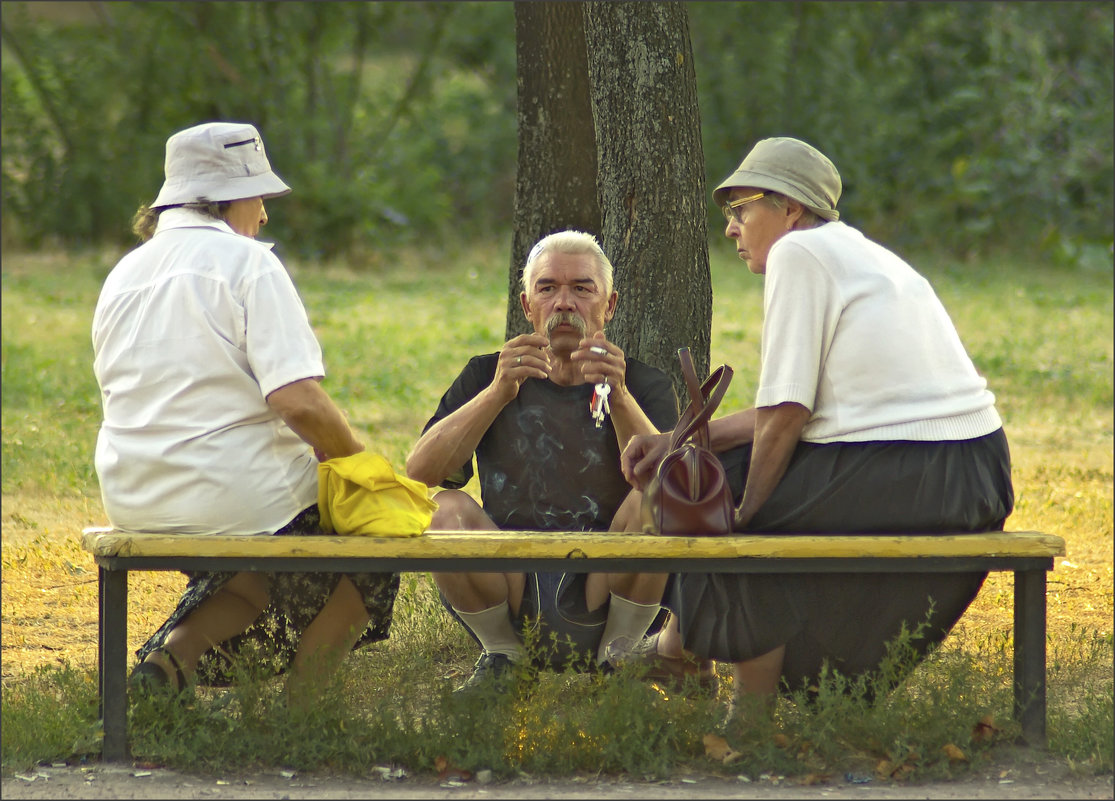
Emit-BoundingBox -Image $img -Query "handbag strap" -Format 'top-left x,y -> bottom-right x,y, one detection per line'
678,347 -> 705,410
669,349 -> 733,449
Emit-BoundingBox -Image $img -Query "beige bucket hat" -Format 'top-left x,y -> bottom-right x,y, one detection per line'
713,137 -> 841,221
151,122 -> 291,208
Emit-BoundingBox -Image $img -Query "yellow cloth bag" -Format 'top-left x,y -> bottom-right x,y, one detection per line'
317,452 -> 437,537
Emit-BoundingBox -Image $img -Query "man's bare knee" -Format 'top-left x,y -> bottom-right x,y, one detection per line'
608,491 -> 643,532
429,490 -> 495,530
434,570 -> 520,613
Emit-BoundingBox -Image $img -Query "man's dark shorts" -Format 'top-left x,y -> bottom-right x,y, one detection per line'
440,571 -> 673,671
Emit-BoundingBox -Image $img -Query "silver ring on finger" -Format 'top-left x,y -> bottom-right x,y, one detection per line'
516,356 -> 522,365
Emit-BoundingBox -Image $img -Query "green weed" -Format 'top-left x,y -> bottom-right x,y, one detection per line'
1048,625 -> 1115,772
5,620 -> 1110,779
0,664 -> 102,774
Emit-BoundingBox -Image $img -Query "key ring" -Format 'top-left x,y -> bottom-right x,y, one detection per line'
590,376 -> 612,428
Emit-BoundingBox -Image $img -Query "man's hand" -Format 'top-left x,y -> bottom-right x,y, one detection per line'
492,333 -> 551,402
570,332 -> 626,391
407,334 -> 550,487
573,332 -> 664,450
620,431 -> 671,491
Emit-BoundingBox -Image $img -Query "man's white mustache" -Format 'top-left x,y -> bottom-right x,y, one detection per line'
545,312 -> 587,337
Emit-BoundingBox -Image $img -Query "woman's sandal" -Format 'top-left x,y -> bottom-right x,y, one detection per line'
128,647 -> 188,696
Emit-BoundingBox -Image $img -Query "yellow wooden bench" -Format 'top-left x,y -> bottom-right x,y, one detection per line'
81,527 -> 1065,762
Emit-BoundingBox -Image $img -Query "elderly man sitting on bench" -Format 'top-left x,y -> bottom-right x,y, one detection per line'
407,230 -> 713,694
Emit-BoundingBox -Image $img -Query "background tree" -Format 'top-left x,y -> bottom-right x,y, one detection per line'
509,1 -> 711,391
584,1 -> 711,386
506,1 -> 600,340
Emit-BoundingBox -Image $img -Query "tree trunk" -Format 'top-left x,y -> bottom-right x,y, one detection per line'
507,1 -> 601,340
583,1 -> 711,389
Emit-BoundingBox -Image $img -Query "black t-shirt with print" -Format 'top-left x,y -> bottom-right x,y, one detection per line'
422,354 -> 678,531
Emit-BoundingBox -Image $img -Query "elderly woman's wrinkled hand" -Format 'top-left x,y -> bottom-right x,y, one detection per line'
620,432 -> 671,491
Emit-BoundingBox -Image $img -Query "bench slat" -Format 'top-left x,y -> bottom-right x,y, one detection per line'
82,528 -> 1065,561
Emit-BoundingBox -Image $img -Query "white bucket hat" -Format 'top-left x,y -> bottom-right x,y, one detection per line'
713,137 -> 841,221
151,122 -> 291,208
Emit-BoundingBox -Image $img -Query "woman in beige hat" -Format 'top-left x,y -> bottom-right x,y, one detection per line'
619,137 -> 1014,723
93,122 -> 399,703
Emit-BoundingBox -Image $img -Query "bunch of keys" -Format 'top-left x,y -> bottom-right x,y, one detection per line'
588,346 -> 611,428
590,380 -> 611,428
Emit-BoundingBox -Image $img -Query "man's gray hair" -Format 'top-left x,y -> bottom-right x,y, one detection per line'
521,230 -> 614,296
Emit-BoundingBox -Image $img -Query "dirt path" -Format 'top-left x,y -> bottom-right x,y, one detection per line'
3,747 -> 1112,800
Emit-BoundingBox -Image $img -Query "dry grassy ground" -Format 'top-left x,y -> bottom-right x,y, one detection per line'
2,246 -> 1111,794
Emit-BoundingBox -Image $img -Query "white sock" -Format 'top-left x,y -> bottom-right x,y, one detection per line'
453,600 -> 524,662
597,593 -> 661,664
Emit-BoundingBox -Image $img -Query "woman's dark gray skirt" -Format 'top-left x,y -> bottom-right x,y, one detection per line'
673,428 -> 1014,695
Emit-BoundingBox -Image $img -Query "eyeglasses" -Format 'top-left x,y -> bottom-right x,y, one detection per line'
721,191 -> 766,223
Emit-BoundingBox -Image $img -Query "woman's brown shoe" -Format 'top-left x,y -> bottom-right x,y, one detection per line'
623,632 -> 719,694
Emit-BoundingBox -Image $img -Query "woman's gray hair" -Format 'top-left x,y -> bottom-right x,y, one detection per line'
521,230 -> 614,295
131,201 -> 232,242
763,193 -> 825,229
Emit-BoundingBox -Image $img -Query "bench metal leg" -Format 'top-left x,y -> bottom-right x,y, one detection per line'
1014,569 -> 1048,748
99,566 -> 130,762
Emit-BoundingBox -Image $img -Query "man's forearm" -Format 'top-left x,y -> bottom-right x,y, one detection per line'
405,386 -> 508,487
607,388 -> 662,451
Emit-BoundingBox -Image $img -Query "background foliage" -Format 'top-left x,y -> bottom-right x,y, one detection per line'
2,1 -> 1111,266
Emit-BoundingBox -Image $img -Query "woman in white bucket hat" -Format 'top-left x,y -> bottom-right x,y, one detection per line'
618,137 -> 1014,725
93,122 -> 399,703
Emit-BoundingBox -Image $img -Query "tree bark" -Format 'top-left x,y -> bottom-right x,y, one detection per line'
507,1 -> 601,340
509,1 -> 710,396
583,1 -> 711,389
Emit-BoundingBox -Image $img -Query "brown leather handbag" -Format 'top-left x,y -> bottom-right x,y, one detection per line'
640,347 -> 735,536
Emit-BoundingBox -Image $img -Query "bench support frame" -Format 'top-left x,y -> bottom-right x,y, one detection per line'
98,568 -> 130,763
92,551 -> 1054,763
1014,569 -> 1048,744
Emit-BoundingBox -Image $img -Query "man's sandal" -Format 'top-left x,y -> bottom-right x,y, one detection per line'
129,647 -> 188,696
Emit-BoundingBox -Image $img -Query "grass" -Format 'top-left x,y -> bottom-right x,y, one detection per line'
2,240 -> 1112,781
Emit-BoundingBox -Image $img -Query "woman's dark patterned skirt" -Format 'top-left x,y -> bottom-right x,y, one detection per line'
135,506 -> 399,686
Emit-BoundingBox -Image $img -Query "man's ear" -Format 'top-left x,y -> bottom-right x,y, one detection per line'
603,291 -> 618,323
520,291 -> 531,319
